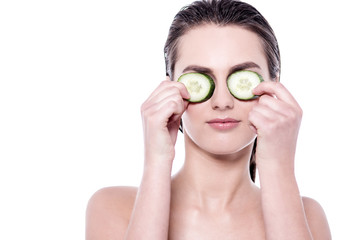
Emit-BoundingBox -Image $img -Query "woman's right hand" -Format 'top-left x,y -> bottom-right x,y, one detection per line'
141,77 -> 190,168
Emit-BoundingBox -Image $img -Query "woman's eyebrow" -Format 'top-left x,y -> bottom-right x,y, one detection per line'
182,65 -> 213,76
228,62 -> 261,75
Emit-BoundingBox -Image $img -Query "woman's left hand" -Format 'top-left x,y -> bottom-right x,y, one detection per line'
248,81 -> 303,171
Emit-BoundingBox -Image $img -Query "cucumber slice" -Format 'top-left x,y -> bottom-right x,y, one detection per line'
177,72 -> 215,102
227,70 -> 263,100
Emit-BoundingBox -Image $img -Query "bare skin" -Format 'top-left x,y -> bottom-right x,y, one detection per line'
86,25 -> 331,240
86,186 -> 330,239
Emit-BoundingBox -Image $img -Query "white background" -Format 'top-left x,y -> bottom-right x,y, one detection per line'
1,0 -> 359,239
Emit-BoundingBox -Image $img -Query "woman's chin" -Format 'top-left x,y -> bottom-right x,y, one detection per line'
205,142 -> 254,156
186,133 -> 256,157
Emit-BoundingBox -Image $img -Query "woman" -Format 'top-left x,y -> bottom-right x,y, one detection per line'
86,0 -> 331,239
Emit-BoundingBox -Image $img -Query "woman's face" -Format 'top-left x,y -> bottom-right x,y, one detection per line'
174,24 -> 271,155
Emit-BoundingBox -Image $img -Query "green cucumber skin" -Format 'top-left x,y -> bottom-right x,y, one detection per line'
178,70 -> 263,102
177,73 -> 215,103
227,70 -> 264,100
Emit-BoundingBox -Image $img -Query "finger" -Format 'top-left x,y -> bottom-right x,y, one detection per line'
143,96 -> 185,129
257,94 -> 292,117
147,77 -> 172,99
176,81 -> 191,100
248,108 -> 271,134
144,85 -> 189,113
146,79 -> 190,103
253,81 -> 299,107
251,103 -> 277,120
156,93 -> 187,118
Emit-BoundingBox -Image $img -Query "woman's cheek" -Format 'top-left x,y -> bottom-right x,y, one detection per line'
181,105 -> 203,141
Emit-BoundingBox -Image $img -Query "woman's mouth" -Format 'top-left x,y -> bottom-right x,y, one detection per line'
206,118 -> 241,130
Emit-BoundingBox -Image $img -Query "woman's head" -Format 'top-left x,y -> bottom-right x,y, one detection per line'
164,0 -> 280,81
164,0 -> 280,182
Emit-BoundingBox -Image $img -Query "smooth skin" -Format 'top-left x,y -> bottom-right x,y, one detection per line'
86,25 -> 331,240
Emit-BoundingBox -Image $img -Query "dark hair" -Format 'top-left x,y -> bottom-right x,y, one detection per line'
164,0 -> 280,182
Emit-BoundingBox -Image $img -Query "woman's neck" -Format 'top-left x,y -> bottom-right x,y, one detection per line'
172,134 -> 259,212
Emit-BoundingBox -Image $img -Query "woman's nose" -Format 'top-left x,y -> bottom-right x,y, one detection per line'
210,81 -> 234,110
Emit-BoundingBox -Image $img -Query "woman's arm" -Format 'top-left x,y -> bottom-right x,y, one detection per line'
257,160 -> 314,239
124,79 -> 189,239
249,81 -> 331,240
85,79 -> 189,240
124,157 -> 173,239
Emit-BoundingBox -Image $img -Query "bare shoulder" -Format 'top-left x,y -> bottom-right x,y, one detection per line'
302,196 -> 332,239
86,186 -> 138,240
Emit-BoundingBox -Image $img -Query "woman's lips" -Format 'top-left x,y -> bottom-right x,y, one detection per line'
206,118 -> 240,130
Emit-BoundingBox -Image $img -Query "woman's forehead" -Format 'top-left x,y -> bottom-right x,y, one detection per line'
175,24 -> 269,79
